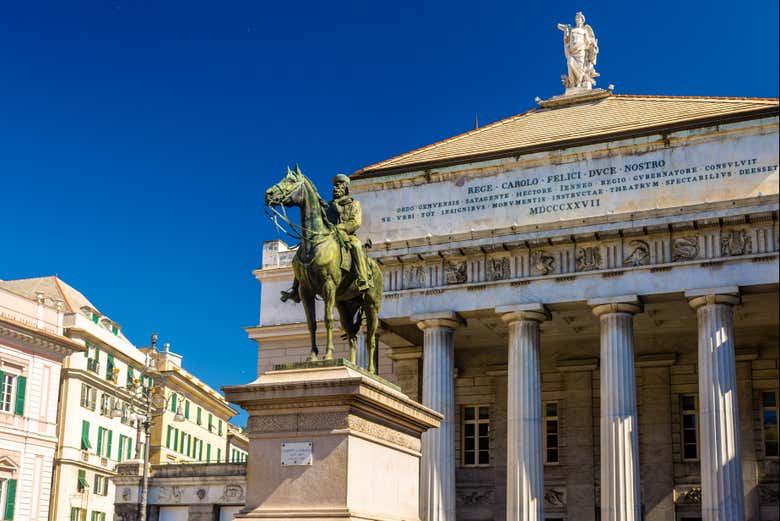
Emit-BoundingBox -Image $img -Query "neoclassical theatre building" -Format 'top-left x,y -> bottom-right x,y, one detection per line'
249,85 -> 779,518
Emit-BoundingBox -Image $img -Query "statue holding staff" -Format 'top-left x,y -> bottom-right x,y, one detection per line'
557,12 -> 599,91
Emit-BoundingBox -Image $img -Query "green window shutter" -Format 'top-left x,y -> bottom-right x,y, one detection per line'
96,427 -> 104,456
106,430 -> 113,458
218,420 -> 223,436
166,426 -> 172,448
184,400 -> 190,419
127,366 -> 134,386
14,376 -> 26,416
3,478 -> 16,520
77,469 -> 87,492
81,421 -> 91,450
197,407 -> 202,425
170,393 -> 178,412
105,355 -> 114,380
208,414 -> 213,430
92,313 -> 99,323
117,436 -> 124,461
70,507 -> 78,521
206,444 -> 211,462
217,448 -> 221,463
173,428 -> 178,451
84,340 -> 90,358
127,437 -> 133,460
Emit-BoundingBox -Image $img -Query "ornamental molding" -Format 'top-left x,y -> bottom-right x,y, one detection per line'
377,214 -> 777,293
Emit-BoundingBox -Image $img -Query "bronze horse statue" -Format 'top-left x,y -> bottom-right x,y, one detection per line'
264,166 -> 383,372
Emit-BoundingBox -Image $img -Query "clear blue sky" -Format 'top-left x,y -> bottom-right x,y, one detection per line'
1,1 -> 777,425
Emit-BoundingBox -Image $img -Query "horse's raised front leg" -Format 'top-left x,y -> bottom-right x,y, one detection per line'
300,290 -> 318,361
322,280 -> 336,360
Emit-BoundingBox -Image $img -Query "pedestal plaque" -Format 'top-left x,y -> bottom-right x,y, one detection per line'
223,359 -> 442,521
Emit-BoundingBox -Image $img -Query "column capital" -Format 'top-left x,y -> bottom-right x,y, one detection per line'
411,311 -> 465,331
685,286 -> 740,309
496,303 -> 550,324
588,295 -> 643,317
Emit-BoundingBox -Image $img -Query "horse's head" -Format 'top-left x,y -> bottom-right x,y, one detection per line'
265,165 -> 306,207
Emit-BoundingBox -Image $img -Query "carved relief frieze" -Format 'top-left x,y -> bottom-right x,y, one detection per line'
486,257 -> 511,281
445,261 -> 467,285
721,229 -> 752,256
672,236 -> 699,262
531,249 -> 556,275
220,484 -> 244,501
158,486 -> 183,503
576,246 -> 602,271
544,486 -> 566,507
404,263 -> 427,289
623,240 -> 650,267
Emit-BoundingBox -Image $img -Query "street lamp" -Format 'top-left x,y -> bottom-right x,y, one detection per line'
114,333 -> 184,521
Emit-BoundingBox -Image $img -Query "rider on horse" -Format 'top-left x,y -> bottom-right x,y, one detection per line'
280,173 -> 373,303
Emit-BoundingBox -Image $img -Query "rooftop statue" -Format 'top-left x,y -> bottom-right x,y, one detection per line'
557,12 -> 599,92
264,166 -> 382,372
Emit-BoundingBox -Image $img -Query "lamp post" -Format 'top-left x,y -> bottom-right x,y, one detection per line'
112,333 -> 184,521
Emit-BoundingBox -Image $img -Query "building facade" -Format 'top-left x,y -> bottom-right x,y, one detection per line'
0,281 -> 83,520
142,345 -> 237,466
225,424 -> 248,464
250,91 -> 779,520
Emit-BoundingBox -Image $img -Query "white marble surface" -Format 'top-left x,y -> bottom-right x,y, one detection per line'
417,316 -> 459,521
593,301 -> 642,521
688,292 -> 745,520
502,309 -> 548,521
354,131 -> 778,243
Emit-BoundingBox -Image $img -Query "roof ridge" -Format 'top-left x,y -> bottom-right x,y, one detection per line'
353,107 -> 537,175
52,276 -> 76,313
612,93 -> 779,102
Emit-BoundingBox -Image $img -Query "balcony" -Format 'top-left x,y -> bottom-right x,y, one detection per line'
87,358 -> 100,373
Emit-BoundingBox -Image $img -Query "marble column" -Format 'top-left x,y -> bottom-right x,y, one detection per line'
412,312 -> 464,521
686,288 -> 744,520
497,304 -> 550,521
589,296 -> 643,521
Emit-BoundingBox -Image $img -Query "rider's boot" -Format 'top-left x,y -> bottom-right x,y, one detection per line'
353,245 -> 373,292
280,280 -> 301,303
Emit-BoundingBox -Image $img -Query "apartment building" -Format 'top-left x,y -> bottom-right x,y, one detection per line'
225,423 -> 248,463
0,280 -> 83,521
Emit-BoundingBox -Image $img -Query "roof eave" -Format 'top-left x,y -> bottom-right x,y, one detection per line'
352,105 -> 779,181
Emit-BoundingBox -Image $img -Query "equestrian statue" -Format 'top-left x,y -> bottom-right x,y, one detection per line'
264,166 -> 383,372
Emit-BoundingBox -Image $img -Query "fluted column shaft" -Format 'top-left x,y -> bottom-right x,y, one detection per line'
591,299 -> 642,521
688,291 -> 744,520
415,313 -> 463,521
498,305 -> 550,521
355,331 -> 368,369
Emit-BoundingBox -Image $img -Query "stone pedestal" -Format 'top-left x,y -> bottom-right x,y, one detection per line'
223,360 -> 442,521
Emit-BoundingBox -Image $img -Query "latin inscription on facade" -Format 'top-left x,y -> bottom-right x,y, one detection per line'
358,133 -> 778,242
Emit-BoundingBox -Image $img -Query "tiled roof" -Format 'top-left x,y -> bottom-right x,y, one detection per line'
354,94 -> 779,176
0,276 -> 97,314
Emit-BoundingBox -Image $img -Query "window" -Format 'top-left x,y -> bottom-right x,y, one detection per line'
173,428 -> 179,452
218,420 -> 223,436
2,478 -> 17,521
0,371 -> 26,415
118,435 -> 133,461
217,448 -> 222,463
80,384 -> 97,411
543,402 -> 560,464
170,393 -> 178,413
208,413 -> 214,432
71,507 -> 87,521
197,407 -> 202,425
91,512 -> 107,521
681,395 -> 698,461
77,469 -> 89,492
105,354 -> 115,381
81,421 -> 91,451
96,427 -> 112,458
93,474 -> 109,496
206,444 -> 212,462
166,426 -> 173,449
184,400 -> 190,420
87,344 -> 100,373
121,403 -> 131,425
100,394 -> 110,416
126,366 -> 135,389
462,405 -> 489,466
762,391 -> 778,458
